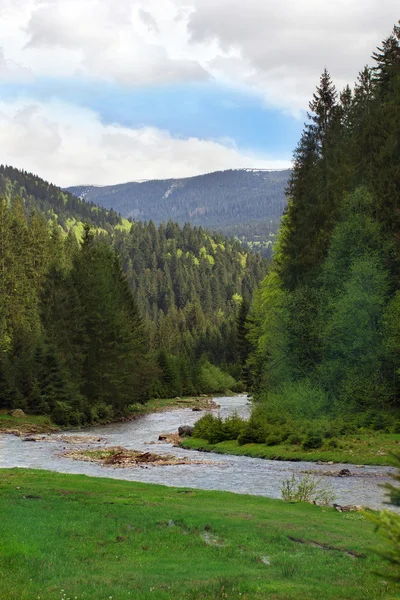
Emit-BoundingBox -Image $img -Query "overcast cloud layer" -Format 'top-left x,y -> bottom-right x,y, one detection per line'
0,0 -> 398,185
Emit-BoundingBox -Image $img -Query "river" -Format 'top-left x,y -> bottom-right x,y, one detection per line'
0,395 -> 395,509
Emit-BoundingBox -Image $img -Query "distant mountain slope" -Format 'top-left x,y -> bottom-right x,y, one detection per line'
0,164 -> 124,235
67,169 -> 290,254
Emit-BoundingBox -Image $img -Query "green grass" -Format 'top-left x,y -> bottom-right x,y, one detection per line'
0,469 -> 398,600
181,433 -> 400,466
0,411 -> 59,434
129,396 -> 216,415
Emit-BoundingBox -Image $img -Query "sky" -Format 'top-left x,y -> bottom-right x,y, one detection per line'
0,0 -> 399,186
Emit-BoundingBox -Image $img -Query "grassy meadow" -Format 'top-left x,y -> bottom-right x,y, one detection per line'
0,469 -> 398,600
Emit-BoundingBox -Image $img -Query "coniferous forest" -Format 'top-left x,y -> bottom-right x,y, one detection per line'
193,21 -> 400,450
0,167 -> 266,425
249,22 -> 400,421
2,20 -> 400,440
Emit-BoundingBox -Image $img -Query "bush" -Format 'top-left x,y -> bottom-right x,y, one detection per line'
287,433 -> 302,446
193,413 -> 246,444
326,438 -> 339,449
372,413 -> 391,432
302,432 -> 323,450
280,473 -> 335,506
51,401 -> 71,426
197,360 -> 236,394
223,413 -> 245,440
265,434 -> 283,446
258,380 -> 330,421
231,380 -> 246,393
237,423 -> 266,445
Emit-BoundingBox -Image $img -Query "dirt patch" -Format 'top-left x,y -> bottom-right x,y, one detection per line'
288,536 -> 367,559
62,446 -> 217,468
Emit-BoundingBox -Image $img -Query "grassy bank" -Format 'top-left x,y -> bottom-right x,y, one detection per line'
129,395 -> 219,415
0,469 -> 398,600
0,396 -> 218,437
181,432 -> 400,467
0,411 -> 59,435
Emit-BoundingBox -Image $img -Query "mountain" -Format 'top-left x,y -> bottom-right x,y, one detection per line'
67,168 -> 290,256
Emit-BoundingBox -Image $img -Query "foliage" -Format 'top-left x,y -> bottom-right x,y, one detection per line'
370,453 -> 400,582
246,21 -> 400,431
0,164 -> 267,412
280,473 -> 336,506
67,169 -> 290,257
197,360 -> 236,394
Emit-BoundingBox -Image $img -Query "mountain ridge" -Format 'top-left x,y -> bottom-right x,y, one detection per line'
67,167 -> 290,257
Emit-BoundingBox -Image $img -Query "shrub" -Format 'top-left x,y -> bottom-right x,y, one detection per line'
193,413 -> 246,444
96,403 -> 114,421
237,423 -> 266,445
326,438 -> 339,449
372,413 -> 390,432
51,401 -> 71,426
369,453 -> 400,582
198,361 -> 236,394
302,432 -> 323,450
265,434 -> 283,446
287,433 -> 302,446
193,413 -> 217,440
259,380 -> 330,421
223,413 -> 245,440
280,473 -> 335,505
231,380 -> 246,393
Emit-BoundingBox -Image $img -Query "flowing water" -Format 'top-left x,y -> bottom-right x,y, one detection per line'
0,395 -> 395,509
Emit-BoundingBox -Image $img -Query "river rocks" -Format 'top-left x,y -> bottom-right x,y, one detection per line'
333,503 -> 363,512
158,433 -> 181,445
338,468 -> 352,477
63,446 -> 214,468
10,409 -> 26,418
178,425 -> 194,437
192,407 -> 202,412
22,437 -> 37,442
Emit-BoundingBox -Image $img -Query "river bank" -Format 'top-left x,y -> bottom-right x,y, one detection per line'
180,432 -> 400,467
0,468 -> 397,600
0,395 -> 394,509
0,396 -> 219,437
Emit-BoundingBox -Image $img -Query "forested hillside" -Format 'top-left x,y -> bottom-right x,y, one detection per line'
248,22 -> 400,424
193,20 -> 400,451
0,168 -> 267,424
0,165 -> 123,234
67,169 -> 290,257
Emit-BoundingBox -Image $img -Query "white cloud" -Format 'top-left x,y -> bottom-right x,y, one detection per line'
0,1 -> 399,183
188,0 -> 400,112
0,47 -> 33,81
0,99 -> 290,186
23,0 -> 209,86
1,0 -> 396,112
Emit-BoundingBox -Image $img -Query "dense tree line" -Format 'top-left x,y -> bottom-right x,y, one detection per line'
247,21 -> 400,425
0,171 -> 267,420
113,220 -> 265,381
0,201 -> 151,424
